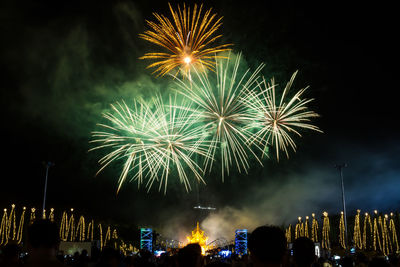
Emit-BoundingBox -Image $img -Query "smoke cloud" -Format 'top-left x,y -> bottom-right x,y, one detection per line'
197,140 -> 400,242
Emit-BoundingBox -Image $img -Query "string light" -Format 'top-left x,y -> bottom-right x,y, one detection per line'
373,210 -> 382,251
112,229 -> 118,239
295,217 -> 304,239
60,211 -> 69,241
311,213 -> 319,242
305,216 -> 309,239
389,213 -> 399,253
87,220 -> 94,242
0,209 -> 8,245
49,208 -> 55,222
285,225 -> 292,243
112,229 -> 118,249
353,209 -> 362,249
104,226 -> 111,247
29,208 -> 36,224
98,224 -> 103,250
76,216 -> 86,242
120,240 -> 128,256
339,211 -> 346,249
7,204 -> 16,241
322,212 -> 330,250
362,212 -> 373,250
68,209 -> 75,242
16,207 -> 26,244
380,214 -> 391,255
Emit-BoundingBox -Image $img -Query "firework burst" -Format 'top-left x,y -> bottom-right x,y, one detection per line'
139,3 -> 231,77
90,96 -> 211,193
243,71 -> 322,161
174,53 -> 265,179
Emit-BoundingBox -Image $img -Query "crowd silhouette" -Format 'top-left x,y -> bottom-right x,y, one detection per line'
1,219 -> 399,267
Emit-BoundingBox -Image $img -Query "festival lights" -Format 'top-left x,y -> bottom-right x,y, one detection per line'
311,213 -> 319,242
322,212 -> 330,250
339,211 -> 346,249
353,209 -> 362,249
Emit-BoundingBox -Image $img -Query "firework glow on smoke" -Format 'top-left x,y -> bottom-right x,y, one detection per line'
139,3 -> 231,78
90,96 -> 212,193
243,71 -> 322,161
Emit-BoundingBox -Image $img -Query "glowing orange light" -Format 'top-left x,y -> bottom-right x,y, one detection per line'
186,222 -> 209,255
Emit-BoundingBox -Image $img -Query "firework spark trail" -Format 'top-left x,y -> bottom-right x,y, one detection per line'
243,71 -> 322,161
174,53 -> 265,180
139,3 -> 231,78
90,96 -> 212,193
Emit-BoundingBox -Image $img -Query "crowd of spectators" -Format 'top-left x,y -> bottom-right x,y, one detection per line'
1,219 -> 399,267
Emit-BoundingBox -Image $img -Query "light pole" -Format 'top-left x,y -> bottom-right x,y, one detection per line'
42,161 -> 54,218
335,163 -> 348,248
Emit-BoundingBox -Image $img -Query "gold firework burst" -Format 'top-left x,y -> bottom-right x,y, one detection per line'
139,3 -> 232,77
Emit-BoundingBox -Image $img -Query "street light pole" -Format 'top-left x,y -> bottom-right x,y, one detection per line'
335,163 -> 348,248
42,161 -> 54,218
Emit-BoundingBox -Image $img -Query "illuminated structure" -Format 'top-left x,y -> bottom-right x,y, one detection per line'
187,222 -> 208,255
140,228 -> 153,252
235,229 -> 248,255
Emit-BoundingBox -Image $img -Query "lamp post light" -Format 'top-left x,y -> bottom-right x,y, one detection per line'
42,161 -> 55,218
335,163 -> 348,249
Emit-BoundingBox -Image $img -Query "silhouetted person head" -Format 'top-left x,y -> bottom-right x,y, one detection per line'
25,219 -> 64,266
28,219 -> 59,250
248,226 -> 287,267
369,257 -> 390,267
340,256 -> 354,267
81,249 -> 88,257
205,262 -> 230,267
98,246 -> 121,267
178,243 -> 202,267
355,252 -> 368,266
134,249 -> 155,267
292,237 -> 316,267
388,254 -> 399,267
139,249 -> 153,261
1,243 -> 21,265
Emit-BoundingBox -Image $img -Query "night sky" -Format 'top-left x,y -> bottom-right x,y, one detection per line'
1,0 -> 399,241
